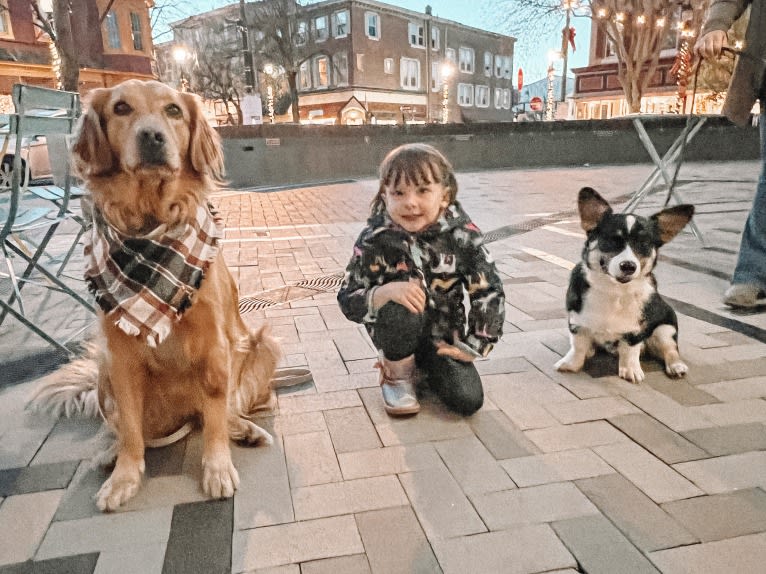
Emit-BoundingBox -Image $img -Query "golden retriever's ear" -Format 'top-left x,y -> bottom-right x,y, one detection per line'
181,92 -> 225,181
72,88 -> 114,176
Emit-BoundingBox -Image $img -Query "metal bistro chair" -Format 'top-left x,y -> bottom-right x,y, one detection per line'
0,84 -> 94,354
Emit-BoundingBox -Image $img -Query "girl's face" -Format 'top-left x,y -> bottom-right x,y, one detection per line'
383,175 -> 449,233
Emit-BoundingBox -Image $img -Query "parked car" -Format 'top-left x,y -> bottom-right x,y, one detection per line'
0,109 -> 68,189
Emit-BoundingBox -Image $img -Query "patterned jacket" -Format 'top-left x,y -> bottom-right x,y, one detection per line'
338,201 -> 505,357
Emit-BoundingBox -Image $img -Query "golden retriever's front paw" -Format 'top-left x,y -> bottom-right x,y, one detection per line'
202,455 -> 240,499
96,471 -> 142,511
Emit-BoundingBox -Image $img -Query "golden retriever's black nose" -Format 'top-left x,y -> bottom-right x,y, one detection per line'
138,128 -> 167,165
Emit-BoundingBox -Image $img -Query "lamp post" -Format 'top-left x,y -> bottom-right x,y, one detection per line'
560,0 -> 577,103
172,46 -> 189,92
440,61 -> 453,124
263,64 -> 275,123
238,0 -> 255,92
545,50 -> 559,121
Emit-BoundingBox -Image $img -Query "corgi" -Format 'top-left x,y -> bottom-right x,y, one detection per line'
554,187 -> 694,383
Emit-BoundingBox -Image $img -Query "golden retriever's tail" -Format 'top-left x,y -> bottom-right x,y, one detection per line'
25,341 -> 101,420
231,325 -> 283,416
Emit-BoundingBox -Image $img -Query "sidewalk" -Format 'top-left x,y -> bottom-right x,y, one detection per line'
2,160 -> 766,573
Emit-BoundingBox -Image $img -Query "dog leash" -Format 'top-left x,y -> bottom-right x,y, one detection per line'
666,47 -> 760,208
97,366 -> 314,449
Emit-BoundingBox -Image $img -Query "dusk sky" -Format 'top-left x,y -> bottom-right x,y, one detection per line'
164,1 -> 592,84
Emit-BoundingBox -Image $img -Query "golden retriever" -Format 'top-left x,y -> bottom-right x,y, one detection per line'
30,80 -> 280,511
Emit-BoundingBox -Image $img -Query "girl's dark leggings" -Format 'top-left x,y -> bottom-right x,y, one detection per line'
371,301 -> 483,416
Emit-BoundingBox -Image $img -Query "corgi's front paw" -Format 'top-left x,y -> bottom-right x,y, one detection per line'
555,356 -> 584,373
666,361 -> 688,378
618,363 -> 645,384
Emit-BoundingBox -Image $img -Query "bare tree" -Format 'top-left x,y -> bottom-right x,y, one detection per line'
487,1 -> 709,113
246,0 -> 331,123
27,0 -> 80,91
187,21 -> 247,124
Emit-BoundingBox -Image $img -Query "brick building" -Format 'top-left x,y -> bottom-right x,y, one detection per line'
0,0 -> 155,110
163,0 -> 516,125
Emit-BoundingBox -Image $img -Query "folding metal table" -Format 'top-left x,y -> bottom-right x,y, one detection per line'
623,115 -> 708,245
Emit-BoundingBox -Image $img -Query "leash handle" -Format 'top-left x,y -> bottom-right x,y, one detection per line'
271,367 -> 313,388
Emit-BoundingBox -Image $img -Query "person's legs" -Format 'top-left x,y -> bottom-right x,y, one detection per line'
726,109 -> 766,307
416,342 -> 483,416
371,302 -> 425,415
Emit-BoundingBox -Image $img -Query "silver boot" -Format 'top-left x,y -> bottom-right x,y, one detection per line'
375,354 -> 420,416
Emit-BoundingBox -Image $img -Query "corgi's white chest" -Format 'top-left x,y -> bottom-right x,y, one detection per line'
571,275 -> 653,343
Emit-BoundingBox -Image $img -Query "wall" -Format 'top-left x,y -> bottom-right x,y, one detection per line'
218,115 -> 760,189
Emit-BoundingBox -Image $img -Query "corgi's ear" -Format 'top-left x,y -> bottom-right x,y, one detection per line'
578,187 -> 612,232
652,204 -> 695,245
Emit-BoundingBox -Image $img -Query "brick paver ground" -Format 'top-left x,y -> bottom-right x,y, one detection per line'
2,160 -> 766,573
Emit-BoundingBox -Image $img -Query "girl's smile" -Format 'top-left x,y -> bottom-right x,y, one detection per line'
384,179 -> 449,233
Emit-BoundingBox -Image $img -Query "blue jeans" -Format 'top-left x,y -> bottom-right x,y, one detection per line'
732,109 -> 766,288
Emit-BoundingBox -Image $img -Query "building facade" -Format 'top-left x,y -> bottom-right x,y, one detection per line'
0,0 -> 155,110
163,0 -> 516,125
570,5 -> 720,120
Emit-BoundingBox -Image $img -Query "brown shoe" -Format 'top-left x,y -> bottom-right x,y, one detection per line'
375,355 -> 420,416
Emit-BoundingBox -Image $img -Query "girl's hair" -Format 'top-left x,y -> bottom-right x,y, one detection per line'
371,143 -> 458,213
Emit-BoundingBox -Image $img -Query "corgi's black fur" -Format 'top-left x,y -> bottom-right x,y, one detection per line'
555,187 -> 695,383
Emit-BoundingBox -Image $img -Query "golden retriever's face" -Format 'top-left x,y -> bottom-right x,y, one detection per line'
72,80 -> 225,233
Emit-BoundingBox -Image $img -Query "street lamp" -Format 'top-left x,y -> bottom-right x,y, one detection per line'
440,61 -> 453,124
172,46 -> 189,92
545,49 -> 560,121
263,64 -> 275,123
559,0 -> 579,103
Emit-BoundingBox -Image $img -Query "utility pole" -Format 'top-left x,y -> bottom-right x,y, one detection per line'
425,5 -> 432,123
239,0 -> 255,91
560,1 -> 572,103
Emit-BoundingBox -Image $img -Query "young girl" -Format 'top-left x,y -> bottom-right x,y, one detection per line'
337,143 -> 505,416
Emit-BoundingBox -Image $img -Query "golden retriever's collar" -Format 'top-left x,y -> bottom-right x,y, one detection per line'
84,203 -> 224,347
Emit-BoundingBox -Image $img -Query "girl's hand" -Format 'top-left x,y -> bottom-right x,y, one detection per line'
373,278 -> 426,314
435,340 -> 476,363
694,30 -> 728,60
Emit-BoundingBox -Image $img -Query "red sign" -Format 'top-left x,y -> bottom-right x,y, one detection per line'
529,96 -> 543,111
517,68 -> 524,91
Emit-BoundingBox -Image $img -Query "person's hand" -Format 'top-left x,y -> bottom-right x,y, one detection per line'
694,30 -> 728,60
373,278 -> 426,314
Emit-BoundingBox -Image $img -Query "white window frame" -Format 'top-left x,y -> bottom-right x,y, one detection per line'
431,27 -> 439,50
502,88 -> 511,109
400,57 -> 420,90
431,61 -> 440,91
105,11 -> 121,49
314,55 -> 330,88
295,21 -> 307,46
475,85 -> 489,108
458,47 -> 474,74
503,56 -> 512,79
494,88 -> 502,109
457,83 -> 474,106
0,0 -> 11,37
332,10 -> 349,38
408,22 -> 425,48
445,47 -> 456,63
483,52 -> 492,77
299,61 -> 311,90
334,51 -> 349,86
383,57 -> 394,74
494,54 -> 503,78
314,16 -> 328,42
365,12 -> 380,40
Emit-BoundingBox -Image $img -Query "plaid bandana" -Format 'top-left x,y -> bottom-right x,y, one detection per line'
84,204 -> 224,348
